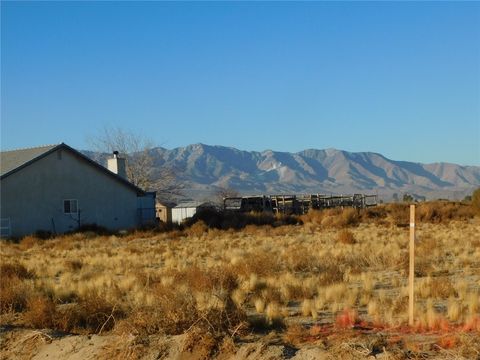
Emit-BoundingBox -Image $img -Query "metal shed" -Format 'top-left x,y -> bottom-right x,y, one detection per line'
171,201 -> 211,224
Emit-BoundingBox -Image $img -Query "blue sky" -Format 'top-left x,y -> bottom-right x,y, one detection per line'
1,1 -> 479,165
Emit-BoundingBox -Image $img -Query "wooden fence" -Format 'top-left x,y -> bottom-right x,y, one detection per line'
224,194 -> 377,215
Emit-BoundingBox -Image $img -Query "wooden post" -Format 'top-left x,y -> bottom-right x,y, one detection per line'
409,204 -> 415,326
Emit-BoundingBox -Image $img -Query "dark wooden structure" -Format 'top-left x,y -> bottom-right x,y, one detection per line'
223,193 -> 377,215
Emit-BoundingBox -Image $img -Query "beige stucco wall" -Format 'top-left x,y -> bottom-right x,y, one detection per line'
0,148 -> 140,237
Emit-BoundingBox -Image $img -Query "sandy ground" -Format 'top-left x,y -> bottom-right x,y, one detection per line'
0,327 -> 331,360
3,326 -> 478,360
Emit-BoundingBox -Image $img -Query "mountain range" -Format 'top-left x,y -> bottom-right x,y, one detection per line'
84,144 -> 479,201
140,144 -> 479,201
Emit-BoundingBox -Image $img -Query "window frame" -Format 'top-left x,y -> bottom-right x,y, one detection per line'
63,199 -> 78,215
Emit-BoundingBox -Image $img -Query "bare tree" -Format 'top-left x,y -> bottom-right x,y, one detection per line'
151,166 -> 185,201
89,126 -> 183,200
214,186 -> 240,205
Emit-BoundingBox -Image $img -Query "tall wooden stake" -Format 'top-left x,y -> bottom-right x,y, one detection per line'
409,204 -> 415,327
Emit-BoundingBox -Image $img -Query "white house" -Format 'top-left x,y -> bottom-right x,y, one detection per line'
0,143 -> 156,237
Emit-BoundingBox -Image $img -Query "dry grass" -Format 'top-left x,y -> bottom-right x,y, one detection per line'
337,229 -> 356,244
0,263 -> 35,313
23,296 -> 56,329
0,201 -> 479,357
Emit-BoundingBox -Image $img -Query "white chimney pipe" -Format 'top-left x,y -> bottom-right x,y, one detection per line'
107,151 -> 127,179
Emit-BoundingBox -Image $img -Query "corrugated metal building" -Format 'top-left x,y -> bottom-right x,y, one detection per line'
172,201 -> 201,224
171,201 -> 213,224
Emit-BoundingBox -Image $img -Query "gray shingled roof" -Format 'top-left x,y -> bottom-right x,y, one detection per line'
0,144 -> 59,177
0,143 -> 146,195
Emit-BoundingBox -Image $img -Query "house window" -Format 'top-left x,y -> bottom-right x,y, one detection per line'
64,199 -> 78,214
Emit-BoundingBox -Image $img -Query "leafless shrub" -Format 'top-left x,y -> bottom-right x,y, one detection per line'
23,296 -> 56,328
53,304 -> 82,332
78,291 -> 125,332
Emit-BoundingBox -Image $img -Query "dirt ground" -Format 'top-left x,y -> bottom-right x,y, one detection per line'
2,324 -> 479,360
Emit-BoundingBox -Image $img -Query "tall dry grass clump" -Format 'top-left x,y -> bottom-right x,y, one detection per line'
337,229 -> 356,244
0,263 -> 35,314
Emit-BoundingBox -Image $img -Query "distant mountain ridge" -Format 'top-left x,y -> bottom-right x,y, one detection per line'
86,144 -> 480,201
